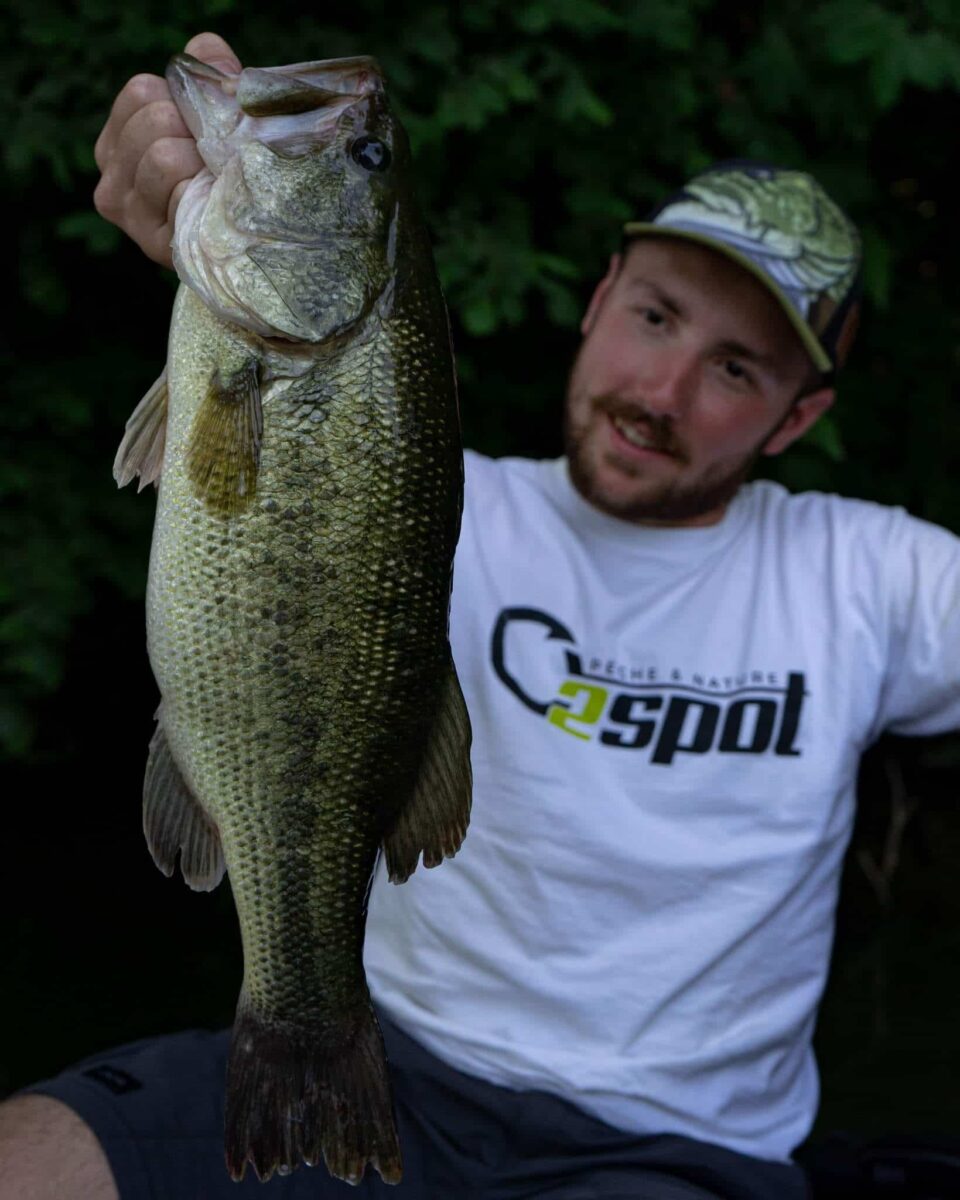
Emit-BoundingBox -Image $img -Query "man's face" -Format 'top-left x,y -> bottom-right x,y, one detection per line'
564,237 -> 835,526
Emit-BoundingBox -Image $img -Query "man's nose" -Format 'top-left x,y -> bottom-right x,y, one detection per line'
633,346 -> 699,416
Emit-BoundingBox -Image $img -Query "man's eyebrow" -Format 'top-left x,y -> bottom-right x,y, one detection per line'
713,338 -> 780,372
623,277 -> 683,317
625,276 -> 783,374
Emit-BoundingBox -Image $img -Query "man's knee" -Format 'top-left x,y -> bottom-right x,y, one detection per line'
0,1094 -> 119,1200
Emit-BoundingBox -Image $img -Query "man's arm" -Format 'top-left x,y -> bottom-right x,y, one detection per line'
92,31 -> 240,268
0,1095 -> 118,1200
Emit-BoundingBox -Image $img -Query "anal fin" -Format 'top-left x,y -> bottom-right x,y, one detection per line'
113,369 -> 168,491
384,659 -> 472,884
143,712 -> 225,892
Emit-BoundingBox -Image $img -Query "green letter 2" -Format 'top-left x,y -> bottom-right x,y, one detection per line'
547,680 -> 608,741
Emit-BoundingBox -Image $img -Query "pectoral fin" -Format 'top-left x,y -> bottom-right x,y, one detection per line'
113,369 -> 168,491
383,659 -> 472,883
186,357 -> 263,517
143,712 -> 225,892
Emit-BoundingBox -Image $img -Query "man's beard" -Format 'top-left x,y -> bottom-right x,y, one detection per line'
563,394 -> 789,525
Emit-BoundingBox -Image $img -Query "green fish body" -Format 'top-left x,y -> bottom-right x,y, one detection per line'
114,53 -> 471,1186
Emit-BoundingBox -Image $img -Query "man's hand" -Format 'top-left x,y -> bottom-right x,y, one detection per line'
93,32 -> 241,269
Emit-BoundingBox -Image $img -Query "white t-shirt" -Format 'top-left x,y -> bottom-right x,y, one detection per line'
364,451 -> 960,1163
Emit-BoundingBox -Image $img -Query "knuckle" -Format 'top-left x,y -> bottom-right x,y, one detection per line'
167,178 -> 189,222
142,97 -> 189,140
92,177 -> 120,220
123,73 -> 167,110
142,136 -> 186,177
147,224 -> 175,266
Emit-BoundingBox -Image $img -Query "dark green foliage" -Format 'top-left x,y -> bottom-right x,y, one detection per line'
4,0 -> 959,761
3,0 -> 959,759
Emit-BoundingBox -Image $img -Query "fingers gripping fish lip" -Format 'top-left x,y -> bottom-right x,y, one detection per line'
165,54 -> 239,153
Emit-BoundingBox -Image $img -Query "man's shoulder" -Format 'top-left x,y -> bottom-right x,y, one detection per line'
743,479 -> 960,566
744,478 -> 908,534
745,477 -> 890,518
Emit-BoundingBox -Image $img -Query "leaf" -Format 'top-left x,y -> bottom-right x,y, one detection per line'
621,0 -> 697,51
861,226 -> 891,311
56,211 -> 121,255
401,7 -> 458,67
22,264 -> 68,317
903,31 -> 960,90
512,0 -> 623,35
740,23 -> 807,115
802,412 -> 846,462
868,38 -> 906,110
461,3 -> 496,31
539,275 -> 581,326
818,2 -> 898,66
565,184 -> 633,222
0,702 -> 34,759
462,295 -> 498,337
513,3 -> 552,34
6,643 -> 64,690
536,252 -> 580,280
922,0 -> 960,30
556,73 -> 614,126
485,54 -> 540,104
434,70 -> 512,131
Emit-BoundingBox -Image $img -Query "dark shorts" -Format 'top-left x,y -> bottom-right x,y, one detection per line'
22,1009 -> 810,1200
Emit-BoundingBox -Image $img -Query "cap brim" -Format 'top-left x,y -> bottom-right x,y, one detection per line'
622,222 -> 833,374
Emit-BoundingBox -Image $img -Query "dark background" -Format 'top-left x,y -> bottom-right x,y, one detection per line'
3,0 -> 960,1163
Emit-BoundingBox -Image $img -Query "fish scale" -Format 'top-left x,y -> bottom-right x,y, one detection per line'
115,52 -> 471,1185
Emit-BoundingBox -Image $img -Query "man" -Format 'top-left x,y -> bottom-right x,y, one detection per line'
3,31 -> 958,1200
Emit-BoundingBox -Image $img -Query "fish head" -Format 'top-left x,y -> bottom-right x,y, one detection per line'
168,54 -> 410,343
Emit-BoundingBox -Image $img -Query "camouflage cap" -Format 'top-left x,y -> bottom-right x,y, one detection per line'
623,160 -> 863,376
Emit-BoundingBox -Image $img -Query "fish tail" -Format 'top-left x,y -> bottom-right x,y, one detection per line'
224,990 -> 402,1186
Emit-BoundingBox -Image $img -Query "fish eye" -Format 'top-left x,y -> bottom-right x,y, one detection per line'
350,136 -> 391,172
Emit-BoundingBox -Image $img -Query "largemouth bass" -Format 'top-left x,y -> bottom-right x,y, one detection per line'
113,52 -> 472,1185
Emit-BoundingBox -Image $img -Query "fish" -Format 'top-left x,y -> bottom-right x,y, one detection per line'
112,51 -> 472,1186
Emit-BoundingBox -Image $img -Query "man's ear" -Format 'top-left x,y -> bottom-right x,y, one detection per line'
580,252 -> 622,336
762,387 -> 836,457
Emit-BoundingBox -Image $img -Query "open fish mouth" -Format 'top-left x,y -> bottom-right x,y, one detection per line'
166,52 -> 399,342
166,53 -> 386,171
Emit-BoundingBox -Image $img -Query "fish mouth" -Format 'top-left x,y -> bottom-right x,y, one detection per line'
235,57 -> 383,118
166,53 -> 386,168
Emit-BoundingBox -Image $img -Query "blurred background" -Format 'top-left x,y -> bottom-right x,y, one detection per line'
3,0 -> 960,1175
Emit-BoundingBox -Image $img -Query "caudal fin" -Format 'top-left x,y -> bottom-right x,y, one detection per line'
224,990 -> 402,1185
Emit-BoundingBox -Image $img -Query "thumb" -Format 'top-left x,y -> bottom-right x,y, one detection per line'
183,31 -> 242,74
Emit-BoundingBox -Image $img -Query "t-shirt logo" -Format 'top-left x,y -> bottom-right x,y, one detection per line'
491,607 -> 806,764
